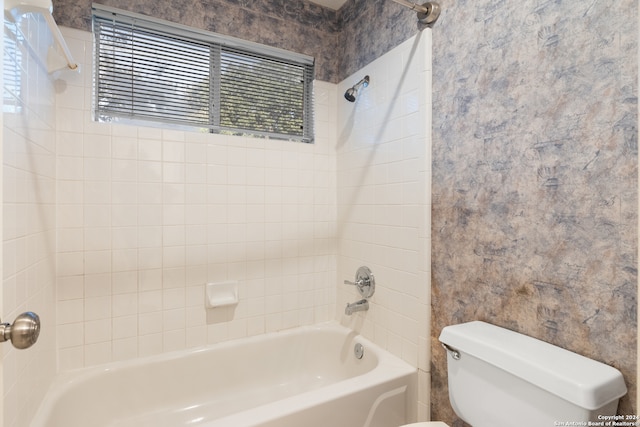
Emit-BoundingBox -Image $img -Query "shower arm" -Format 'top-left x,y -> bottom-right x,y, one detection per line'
389,0 -> 441,26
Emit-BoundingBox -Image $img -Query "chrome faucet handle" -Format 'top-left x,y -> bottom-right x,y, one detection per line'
344,266 -> 375,299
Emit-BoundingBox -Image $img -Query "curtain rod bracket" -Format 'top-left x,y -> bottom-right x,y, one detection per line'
390,0 -> 441,26
417,2 -> 441,26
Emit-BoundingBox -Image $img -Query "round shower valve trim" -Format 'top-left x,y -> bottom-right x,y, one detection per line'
344,266 -> 375,299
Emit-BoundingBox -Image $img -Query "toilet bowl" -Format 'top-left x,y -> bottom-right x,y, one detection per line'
399,423 -> 450,427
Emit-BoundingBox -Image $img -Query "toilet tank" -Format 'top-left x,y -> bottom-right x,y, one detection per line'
439,321 -> 627,427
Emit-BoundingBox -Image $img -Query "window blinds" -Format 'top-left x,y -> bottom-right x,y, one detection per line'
92,5 -> 315,143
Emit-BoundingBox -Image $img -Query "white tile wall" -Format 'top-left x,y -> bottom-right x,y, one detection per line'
3,13 -> 58,427
55,27 -> 338,370
336,31 -> 432,421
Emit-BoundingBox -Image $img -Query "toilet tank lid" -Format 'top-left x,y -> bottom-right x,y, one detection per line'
439,321 -> 627,410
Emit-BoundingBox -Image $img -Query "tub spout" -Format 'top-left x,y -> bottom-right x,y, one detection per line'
345,299 -> 369,315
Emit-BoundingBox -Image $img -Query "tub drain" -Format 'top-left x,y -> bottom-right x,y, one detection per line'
354,343 -> 364,359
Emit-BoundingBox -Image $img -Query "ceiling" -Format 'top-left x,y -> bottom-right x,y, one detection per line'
307,0 -> 349,10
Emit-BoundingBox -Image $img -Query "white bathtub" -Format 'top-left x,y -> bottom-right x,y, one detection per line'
31,322 -> 417,427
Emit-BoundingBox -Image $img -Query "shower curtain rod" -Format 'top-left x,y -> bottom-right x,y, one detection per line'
389,0 -> 441,26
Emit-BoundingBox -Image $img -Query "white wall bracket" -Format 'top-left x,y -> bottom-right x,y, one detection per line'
5,0 -> 79,72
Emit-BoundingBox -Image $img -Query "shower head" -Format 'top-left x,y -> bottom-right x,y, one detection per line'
344,75 -> 370,102
344,88 -> 357,103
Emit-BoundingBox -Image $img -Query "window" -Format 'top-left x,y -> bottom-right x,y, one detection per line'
92,5 -> 315,143
3,18 -> 23,114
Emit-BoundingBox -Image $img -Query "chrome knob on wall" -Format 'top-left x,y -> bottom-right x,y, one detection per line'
343,266 -> 375,299
0,312 -> 40,349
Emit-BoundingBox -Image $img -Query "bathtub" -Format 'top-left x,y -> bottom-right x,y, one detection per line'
31,322 -> 417,427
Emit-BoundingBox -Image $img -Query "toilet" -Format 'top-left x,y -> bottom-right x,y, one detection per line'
400,321 -> 627,427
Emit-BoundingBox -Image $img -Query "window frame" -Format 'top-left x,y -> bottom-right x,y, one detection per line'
92,4 -> 315,143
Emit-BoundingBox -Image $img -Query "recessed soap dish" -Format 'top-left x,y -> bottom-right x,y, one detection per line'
205,281 -> 239,308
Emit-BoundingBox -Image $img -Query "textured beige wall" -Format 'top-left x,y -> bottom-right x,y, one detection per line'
431,1 -> 637,424
51,0 -> 422,84
52,0 -> 342,81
